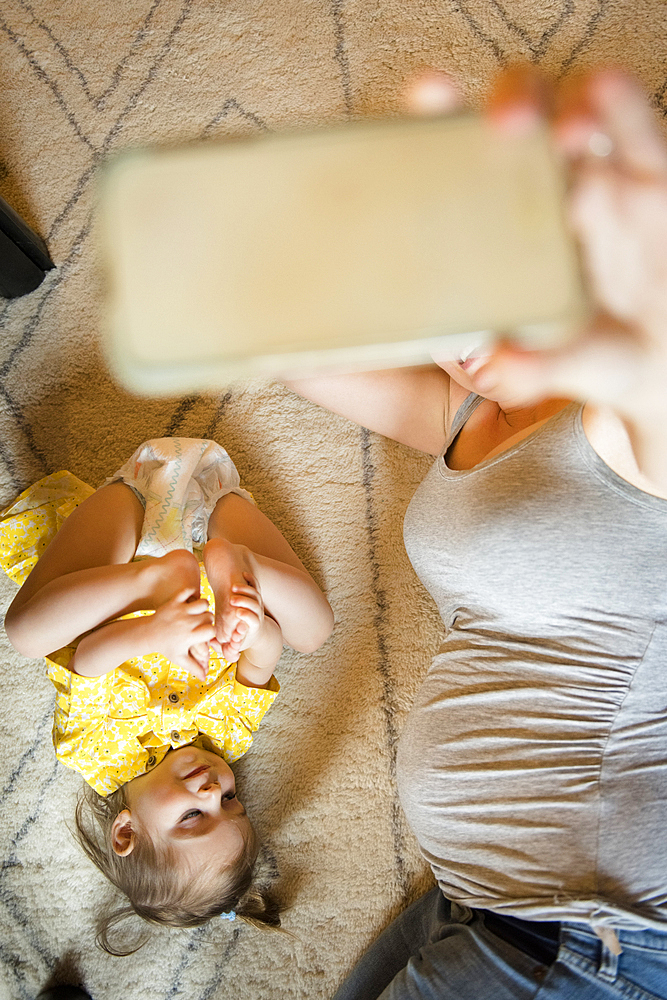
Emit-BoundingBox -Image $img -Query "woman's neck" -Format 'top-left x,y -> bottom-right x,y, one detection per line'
498,397 -> 572,431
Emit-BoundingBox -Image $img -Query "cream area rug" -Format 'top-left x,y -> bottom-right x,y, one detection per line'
1,3 -> 666,999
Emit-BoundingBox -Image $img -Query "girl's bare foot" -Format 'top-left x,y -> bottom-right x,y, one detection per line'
141,549 -> 201,609
203,538 -> 258,649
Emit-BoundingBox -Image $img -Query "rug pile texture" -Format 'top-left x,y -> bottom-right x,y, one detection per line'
1,2 -> 666,998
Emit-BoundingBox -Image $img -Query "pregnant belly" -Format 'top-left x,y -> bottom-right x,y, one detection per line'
395,641 -> 667,927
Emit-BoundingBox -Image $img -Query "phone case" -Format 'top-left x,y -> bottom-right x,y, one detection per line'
98,113 -> 586,394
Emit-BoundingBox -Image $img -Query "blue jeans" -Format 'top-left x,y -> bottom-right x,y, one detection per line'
332,888 -> 667,1000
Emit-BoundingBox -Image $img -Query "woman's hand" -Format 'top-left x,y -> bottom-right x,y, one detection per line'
148,588 -> 217,680
467,68 -> 667,420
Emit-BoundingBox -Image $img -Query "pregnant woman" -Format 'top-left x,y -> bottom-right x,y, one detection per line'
286,68 -> 667,999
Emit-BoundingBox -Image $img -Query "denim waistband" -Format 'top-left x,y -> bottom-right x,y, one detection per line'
561,921 -> 667,953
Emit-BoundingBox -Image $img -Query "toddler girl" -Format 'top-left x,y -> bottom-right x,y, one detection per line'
0,438 -> 333,952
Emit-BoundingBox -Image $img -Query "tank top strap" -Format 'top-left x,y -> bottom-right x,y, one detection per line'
444,393 -> 486,452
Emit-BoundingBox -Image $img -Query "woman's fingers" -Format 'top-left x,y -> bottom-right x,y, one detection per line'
587,71 -> 667,177
470,316 -> 646,408
403,71 -> 463,115
487,64 -> 552,134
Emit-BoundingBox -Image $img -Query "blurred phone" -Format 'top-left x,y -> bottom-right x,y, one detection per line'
99,112 -> 586,394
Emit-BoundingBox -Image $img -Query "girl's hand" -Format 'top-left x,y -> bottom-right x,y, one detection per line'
219,573 -> 265,661
149,587 -> 216,680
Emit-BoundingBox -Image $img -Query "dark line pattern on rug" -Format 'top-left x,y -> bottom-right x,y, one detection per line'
162,925 -> 208,1000
14,0 -> 164,109
558,0 -> 606,78
330,0 -> 353,115
0,702 -> 54,800
653,78 -> 667,117
0,938 -> 36,1000
0,14 -> 95,150
2,0 -> 193,328
488,0 -> 573,61
0,383 -> 49,476
164,395 -> 199,436
0,213 -> 94,480
1,0 -> 192,399
202,97 -> 269,138
0,2 -> 194,473
196,925 -> 246,1000
0,263 -> 63,376
0,434 -> 26,493
0,759 -> 63,981
162,924 -> 243,1000
448,0 -> 507,66
360,426 -> 406,893
203,390 -> 233,441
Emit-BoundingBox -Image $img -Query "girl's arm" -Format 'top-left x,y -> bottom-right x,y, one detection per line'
70,616 -> 159,678
283,364 -> 451,456
70,589 -> 216,679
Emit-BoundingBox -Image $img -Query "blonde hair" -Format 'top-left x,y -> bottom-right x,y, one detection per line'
74,782 -> 281,955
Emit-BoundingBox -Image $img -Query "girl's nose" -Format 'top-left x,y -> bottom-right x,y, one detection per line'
197,778 -> 220,795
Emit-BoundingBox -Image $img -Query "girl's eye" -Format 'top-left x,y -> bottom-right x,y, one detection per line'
180,809 -> 202,822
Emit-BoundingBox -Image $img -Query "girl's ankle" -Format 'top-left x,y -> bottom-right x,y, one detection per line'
141,549 -> 200,607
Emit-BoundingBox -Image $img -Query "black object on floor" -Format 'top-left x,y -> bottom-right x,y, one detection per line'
37,987 -> 92,1000
0,194 -> 54,298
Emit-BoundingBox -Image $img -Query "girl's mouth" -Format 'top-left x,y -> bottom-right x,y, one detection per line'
183,764 -> 210,779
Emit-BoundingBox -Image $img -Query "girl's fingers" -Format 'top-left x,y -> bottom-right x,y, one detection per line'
183,598 -> 210,615
180,653 -> 206,681
231,584 -> 260,599
192,622 -> 217,642
230,619 -> 249,639
230,605 -> 259,626
230,594 -> 262,614
172,587 -> 198,605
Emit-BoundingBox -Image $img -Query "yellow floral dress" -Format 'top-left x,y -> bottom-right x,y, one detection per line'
0,471 -> 278,796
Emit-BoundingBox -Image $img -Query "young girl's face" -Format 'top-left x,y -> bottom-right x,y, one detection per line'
112,746 -> 252,868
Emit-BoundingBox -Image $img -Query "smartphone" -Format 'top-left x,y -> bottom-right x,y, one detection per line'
98,113 -> 586,394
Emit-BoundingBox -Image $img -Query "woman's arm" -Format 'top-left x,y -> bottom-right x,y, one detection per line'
467,70 -> 667,493
283,364 -> 451,456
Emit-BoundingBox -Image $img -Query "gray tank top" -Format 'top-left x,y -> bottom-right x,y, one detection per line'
399,394 -> 667,932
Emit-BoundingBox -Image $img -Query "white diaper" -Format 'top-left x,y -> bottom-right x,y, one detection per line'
103,438 -> 253,557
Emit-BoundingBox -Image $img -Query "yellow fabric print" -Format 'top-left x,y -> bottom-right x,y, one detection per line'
0,472 -> 278,797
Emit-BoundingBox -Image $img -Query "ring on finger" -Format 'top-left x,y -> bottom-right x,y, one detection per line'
587,131 -> 614,158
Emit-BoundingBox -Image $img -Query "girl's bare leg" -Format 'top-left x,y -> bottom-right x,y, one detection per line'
203,493 -> 333,654
5,482 -> 199,658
